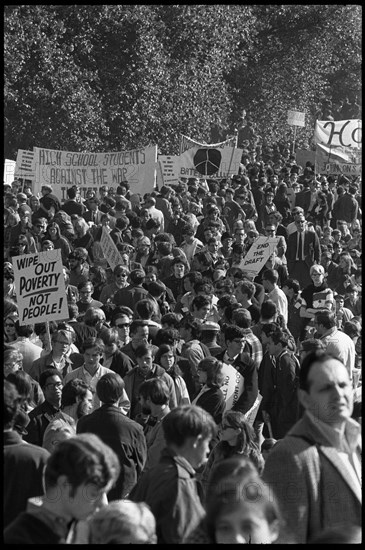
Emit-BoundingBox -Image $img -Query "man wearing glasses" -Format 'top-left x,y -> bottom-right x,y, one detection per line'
287,213 -> 321,288
100,264 -> 130,304
24,367 -> 75,447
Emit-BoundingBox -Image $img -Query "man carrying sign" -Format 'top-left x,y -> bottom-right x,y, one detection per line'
216,325 -> 258,416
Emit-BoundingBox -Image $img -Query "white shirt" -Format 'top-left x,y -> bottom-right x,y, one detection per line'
268,286 -> 288,324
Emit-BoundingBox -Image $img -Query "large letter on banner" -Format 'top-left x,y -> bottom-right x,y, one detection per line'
13,249 -> 69,326
33,146 -> 157,202
314,120 -> 362,148
238,236 -> 279,277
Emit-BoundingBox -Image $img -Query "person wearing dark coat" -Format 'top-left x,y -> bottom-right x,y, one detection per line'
113,268 -> 149,309
4,381 -> 50,529
77,371 -> 147,500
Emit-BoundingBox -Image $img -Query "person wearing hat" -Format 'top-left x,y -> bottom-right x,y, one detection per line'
199,321 -> 224,357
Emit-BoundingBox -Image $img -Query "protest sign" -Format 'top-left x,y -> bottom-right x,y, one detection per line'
238,236 -> 279,276
100,226 -> 124,271
12,249 -> 69,325
287,110 -> 305,127
220,362 -> 262,425
315,142 -> 362,176
4,159 -> 16,186
314,119 -> 362,148
15,149 -> 36,180
177,134 -> 242,179
32,145 -> 157,202
220,362 -> 244,411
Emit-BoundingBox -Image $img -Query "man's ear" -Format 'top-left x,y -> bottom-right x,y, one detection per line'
298,388 -> 310,409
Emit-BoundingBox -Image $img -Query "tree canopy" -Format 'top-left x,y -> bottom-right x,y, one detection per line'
4,4 -> 361,160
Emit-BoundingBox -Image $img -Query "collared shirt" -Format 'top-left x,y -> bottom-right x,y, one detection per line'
63,363 -> 130,413
223,351 -> 240,365
306,411 -> 361,486
241,329 -> 263,370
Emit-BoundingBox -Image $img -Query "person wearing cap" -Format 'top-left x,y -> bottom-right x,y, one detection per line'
286,212 -> 321,289
199,321 -> 224,357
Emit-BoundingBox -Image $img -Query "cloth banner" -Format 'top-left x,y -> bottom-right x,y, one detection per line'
314,119 -> 361,149
12,249 -> 69,325
32,145 -> 157,202
238,236 -> 279,276
315,143 -> 362,176
220,362 -> 262,425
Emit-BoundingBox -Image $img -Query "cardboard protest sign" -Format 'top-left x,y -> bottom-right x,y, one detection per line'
100,226 -> 124,271
12,249 -> 68,325
4,159 -> 16,186
32,145 -> 157,202
238,236 -> 279,276
220,362 -> 262,425
15,149 -> 36,180
287,110 -> 305,127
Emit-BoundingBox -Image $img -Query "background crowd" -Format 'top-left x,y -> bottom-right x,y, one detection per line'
3,147 -> 362,543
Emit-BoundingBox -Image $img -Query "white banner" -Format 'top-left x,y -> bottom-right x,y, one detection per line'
287,110 -> 305,127
100,226 -> 124,271
314,119 -> 362,149
315,143 -> 362,176
220,362 -> 262,425
15,149 -> 36,180
4,159 -> 16,185
220,362 -> 244,411
12,249 -> 69,325
238,236 -> 279,276
32,145 -> 158,202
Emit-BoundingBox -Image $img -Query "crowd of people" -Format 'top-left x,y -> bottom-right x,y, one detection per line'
3,149 -> 362,544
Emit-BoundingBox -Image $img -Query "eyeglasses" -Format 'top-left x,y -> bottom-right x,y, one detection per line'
45,382 -> 63,390
54,340 -> 71,345
221,424 -> 235,430
5,322 -> 15,327
116,323 -> 130,328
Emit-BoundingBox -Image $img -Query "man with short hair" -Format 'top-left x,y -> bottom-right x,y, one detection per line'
63,337 -> 130,414
68,249 -> 89,287
120,319 -> 157,364
62,187 -> 86,217
77,372 -> 147,500
130,405 -> 217,544
76,281 -> 103,319
216,324 -> 258,415
8,321 -> 43,374
262,268 -> 288,324
29,326 -> 76,381
314,310 -> 355,381
113,268 -> 149,309
287,213 -> 321,288
5,432 -> 120,544
24,368 -> 76,447
263,351 -> 361,543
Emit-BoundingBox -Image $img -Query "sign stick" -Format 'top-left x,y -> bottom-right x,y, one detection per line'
292,125 -> 297,155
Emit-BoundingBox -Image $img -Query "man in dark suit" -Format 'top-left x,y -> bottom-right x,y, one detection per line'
286,213 -> 321,288
83,196 -> 104,225
77,371 -> 147,500
294,179 -> 312,214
